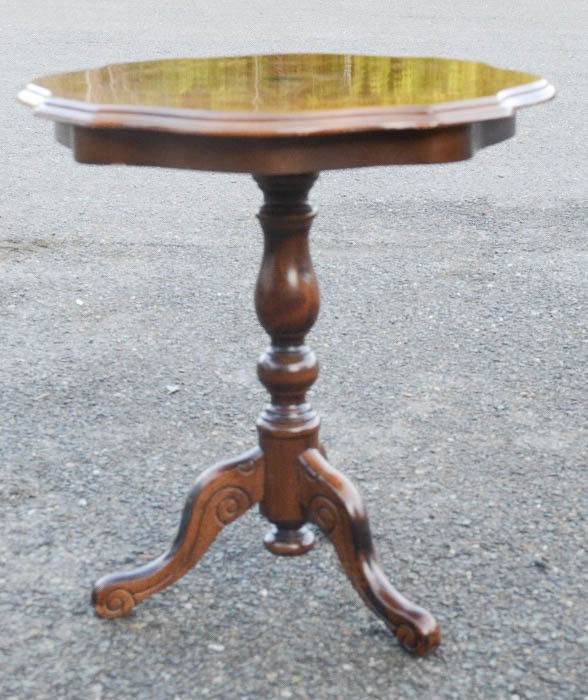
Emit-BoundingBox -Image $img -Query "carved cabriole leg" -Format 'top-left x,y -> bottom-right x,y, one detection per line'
298,448 -> 441,656
254,173 -> 321,555
92,447 -> 264,618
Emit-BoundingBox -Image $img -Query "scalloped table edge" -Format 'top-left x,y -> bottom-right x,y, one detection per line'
18,79 -> 555,138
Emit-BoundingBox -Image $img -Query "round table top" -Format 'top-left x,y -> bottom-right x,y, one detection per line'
19,54 -> 553,137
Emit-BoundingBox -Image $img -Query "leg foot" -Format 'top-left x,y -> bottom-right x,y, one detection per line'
92,447 -> 264,618
298,448 -> 440,656
264,524 -> 315,556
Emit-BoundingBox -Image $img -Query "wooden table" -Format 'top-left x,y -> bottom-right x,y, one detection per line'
19,54 -> 554,656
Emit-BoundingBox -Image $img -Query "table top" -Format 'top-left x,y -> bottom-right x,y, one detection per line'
19,54 -> 553,137
18,54 -> 554,174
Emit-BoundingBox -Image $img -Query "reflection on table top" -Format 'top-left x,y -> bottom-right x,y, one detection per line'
25,54 -> 543,113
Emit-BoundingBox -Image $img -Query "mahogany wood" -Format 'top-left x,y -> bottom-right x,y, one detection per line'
92,448 -> 264,618
91,172 -> 440,654
18,54 -> 555,657
298,448 -> 440,656
254,173 -> 321,554
55,118 -> 516,174
18,54 -> 554,137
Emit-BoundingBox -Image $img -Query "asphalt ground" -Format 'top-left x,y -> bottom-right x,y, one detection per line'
1,1 -> 586,698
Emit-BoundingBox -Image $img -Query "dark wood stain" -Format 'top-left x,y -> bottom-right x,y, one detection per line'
20,55 -> 555,656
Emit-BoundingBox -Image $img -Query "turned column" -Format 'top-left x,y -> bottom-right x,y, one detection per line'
254,172 -> 320,555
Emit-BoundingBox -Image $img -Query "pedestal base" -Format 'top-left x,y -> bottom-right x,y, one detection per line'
92,443 -> 440,656
92,172 -> 440,656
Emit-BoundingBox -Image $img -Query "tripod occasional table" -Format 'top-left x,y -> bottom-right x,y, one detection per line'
19,54 -> 554,656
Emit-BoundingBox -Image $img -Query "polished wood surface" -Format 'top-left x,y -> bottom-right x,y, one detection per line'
91,173 -> 440,654
299,448 -> 440,656
93,448 -> 264,618
254,173 -> 321,555
20,55 -> 542,111
18,54 -> 554,656
19,54 -> 554,136
53,117 -> 516,174
19,54 -> 554,174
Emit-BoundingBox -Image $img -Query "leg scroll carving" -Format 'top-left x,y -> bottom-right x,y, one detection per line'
298,448 -> 440,656
92,447 -> 264,619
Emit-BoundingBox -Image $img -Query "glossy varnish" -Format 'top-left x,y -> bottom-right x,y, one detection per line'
91,172 -> 442,655
19,54 -> 554,136
22,54 -> 543,110
18,54 -> 554,656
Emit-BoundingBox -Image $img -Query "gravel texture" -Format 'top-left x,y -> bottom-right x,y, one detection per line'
2,1 -> 587,698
